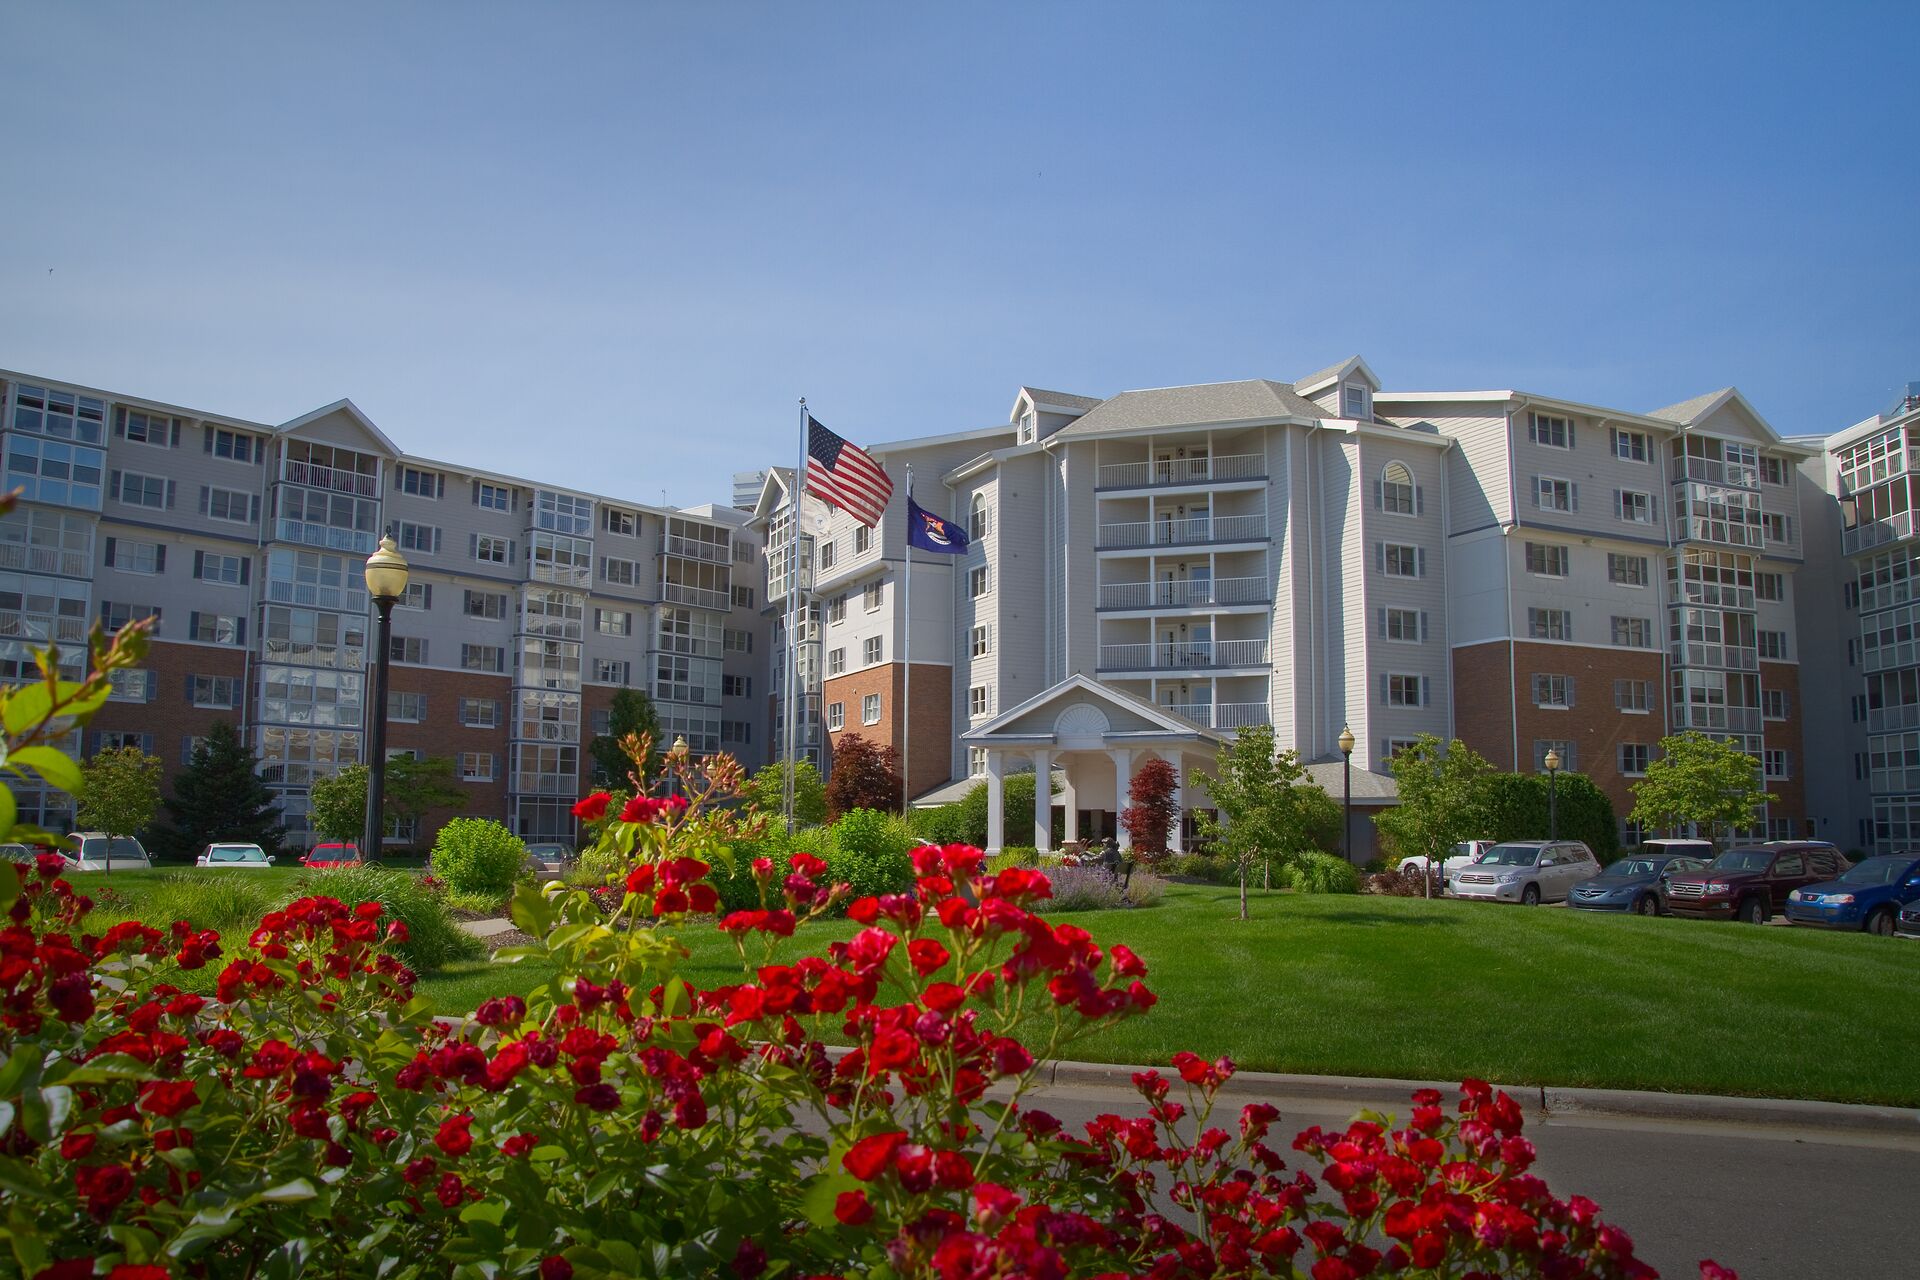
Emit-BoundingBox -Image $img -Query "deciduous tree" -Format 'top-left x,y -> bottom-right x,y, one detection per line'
76,745 -> 162,868
1630,731 -> 1776,840
825,733 -> 903,817
1197,726 -> 1326,919
741,759 -> 828,827
305,757 -> 470,848
1121,757 -> 1180,863
1373,734 -> 1494,897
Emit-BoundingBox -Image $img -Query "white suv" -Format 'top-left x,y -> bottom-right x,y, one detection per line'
1448,840 -> 1598,906
63,833 -> 152,872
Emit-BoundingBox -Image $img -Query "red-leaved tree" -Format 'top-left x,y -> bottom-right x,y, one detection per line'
1121,756 -> 1180,859
825,732 -> 904,817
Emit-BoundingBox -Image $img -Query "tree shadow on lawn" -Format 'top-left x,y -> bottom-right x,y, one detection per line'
1280,910 -> 1463,929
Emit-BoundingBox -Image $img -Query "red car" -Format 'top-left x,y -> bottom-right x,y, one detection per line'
300,842 -> 363,868
1662,843 -> 1849,923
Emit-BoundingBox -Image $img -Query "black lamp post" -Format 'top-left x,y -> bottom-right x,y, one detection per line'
1337,724 -> 1355,866
1545,747 -> 1561,841
361,534 -> 409,860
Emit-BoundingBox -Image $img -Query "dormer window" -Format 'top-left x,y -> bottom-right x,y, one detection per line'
1018,410 -> 1036,443
1343,383 -> 1370,420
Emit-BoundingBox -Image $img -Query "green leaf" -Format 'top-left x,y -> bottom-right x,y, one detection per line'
509,881 -> 557,937
0,1157 -> 50,1201
258,1178 -> 318,1203
0,1049 -> 31,1099
260,1237 -> 314,1280
488,946 -> 544,965
528,1145 -> 567,1163
0,1100 -> 13,1137
459,1200 -> 505,1227
21,1085 -> 71,1143
799,1166 -> 864,1228
166,1214 -> 243,1259
660,975 -> 691,1018
0,683 -> 53,737
59,1054 -> 158,1086
583,1167 -> 623,1207
7,746 -> 82,795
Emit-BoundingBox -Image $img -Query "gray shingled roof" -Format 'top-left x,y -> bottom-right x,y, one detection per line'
1292,358 -> 1356,393
1052,380 -> 1326,437
1021,387 -> 1102,413
1301,761 -> 1399,803
1647,388 -> 1733,425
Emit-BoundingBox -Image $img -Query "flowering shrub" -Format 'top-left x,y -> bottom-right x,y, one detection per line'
0,722 -> 1739,1277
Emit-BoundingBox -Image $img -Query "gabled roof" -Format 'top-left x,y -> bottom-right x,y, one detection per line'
1015,386 -> 1103,418
1293,356 -> 1381,397
749,467 -> 796,523
1647,387 -> 1792,446
960,673 -> 1224,744
1300,761 -> 1398,803
1050,380 -> 1325,438
274,398 -> 402,457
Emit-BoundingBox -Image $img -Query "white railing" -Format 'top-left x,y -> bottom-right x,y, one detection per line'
1670,642 -> 1759,672
282,460 -> 379,497
0,613 -> 87,643
663,581 -> 730,611
275,519 -> 378,556
1673,457 -> 1759,491
664,534 -> 731,564
1670,705 -> 1762,734
1097,453 -> 1266,489
0,544 -> 91,577
1164,702 -> 1271,729
1097,514 -> 1267,549
1844,511 -> 1916,555
1098,575 -> 1269,609
1097,639 -> 1269,671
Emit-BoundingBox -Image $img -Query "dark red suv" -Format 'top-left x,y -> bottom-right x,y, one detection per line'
1663,843 -> 1850,923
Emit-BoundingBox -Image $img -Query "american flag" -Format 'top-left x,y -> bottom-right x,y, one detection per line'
805,415 -> 893,527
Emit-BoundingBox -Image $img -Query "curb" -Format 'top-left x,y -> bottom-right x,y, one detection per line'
1037,1059 -> 1920,1138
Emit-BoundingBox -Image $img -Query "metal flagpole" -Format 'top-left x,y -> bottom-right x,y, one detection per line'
785,398 -> 807,834
902,464 -> 912,815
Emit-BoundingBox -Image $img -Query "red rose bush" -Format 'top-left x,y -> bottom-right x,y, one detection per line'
0,747 -> 1738,1278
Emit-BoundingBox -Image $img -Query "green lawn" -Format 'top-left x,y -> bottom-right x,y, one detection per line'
413,884 -> 1920,1107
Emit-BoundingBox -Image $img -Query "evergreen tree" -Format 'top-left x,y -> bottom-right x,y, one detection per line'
151,721 -> 285,858
589,687 -> 665,789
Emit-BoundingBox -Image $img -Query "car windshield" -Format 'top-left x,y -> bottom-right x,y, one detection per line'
80,838 -> 144,862
1838,857 -> 1918,886
209,846 -> 265,862
1710,850 -> 1773,872
1602,859 -> 1658,878
1478,844 -> 1541,867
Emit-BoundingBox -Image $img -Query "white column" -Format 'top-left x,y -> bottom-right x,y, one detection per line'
1060,766 -> 1079,847
985,750 -> 1005,855
1169,754 -> 1186,854
1032,748 -> 1052,853
1111,748 -> 1134,850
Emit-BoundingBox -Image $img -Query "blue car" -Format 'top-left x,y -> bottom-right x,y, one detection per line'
1784,854 -> 1920,935
1567,853 -> 1709,915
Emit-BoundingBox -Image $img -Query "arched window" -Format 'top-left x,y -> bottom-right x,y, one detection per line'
969,493 -> 990,540
1380,462 -> 1416,516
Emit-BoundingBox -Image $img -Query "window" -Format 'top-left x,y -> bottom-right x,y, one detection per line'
1379,543 -> 1424,577
457,590 -> 502,620
113,470 -> 171,510
1763,689 -> 1789,719
95,731 -> 153,754
397,582 -> 432,610
818,540 -> 837,570
969,686 -> 990,717
1383,674 -> 1427,707
1379,739 -> 1420,768
969,567 -> 990,598
827,648 -> 845,676
854,526 -> 872,555
862,693 -> 881,725
601,556 -> 638,587
190,675 -> 240,709
1343,383 -> 1370,419
970,624 -> 991,657
863,580 -> 883,611
1528,413 -> 1572,448
99,601 -> 161,634
1762,513 -> 1795,545
188,612 -> 244,645
827,595 -> 848,625
732,585 -> 754,609
1764,749 -> 1791,780
1619,743 -> 1651,776
474,482 -> 513,512
725,629 -> 753,653
1528,608 -> 1572,641
461,643 -> 506,673
1532,476 -> 1573,512
1611,616 -> 1653,648
396,466 -> 443,498
1611,428 -> 1649,462
1531,674 -> 1574,708
1525,543 -> 1568,576
107,669 -> 154,702
594,659 -> 630,684
1379,462 -> 1415,515
602,507 -> 637,536
1759,456 -> 1787,486
396,522 -> 441,554
969,495 -> 990,540
473,534 -> 513,565
1616,490 -> 1653,523
1381,608 -> 1425,642
721,720 -> 752,744
181,735 -> 209,765
460,697 -> 499,728
459,752 -> 495,782
201,486 -> 257,524
827,702 -> 845,731
389,692 -> 427,722
534,491 -> 593,535
208,428 -> 255,462
1607,553 -> 1649,586
106,538 -> 164,575
1756,572 -> 1785,602
595,608 -> 631,636
863,636 -> 883,665
1758,630 -> 1788,660
1614,679 -> 1653,712
722,675 -> 751,698
968,747 -> 988,777
390,636 -> 426,664
117,407 -> 179,447
1533,740 -> 1576,771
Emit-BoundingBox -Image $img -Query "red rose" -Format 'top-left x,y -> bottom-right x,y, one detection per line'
435,1172 -> 465,1208
906,938 -> 950,976
842,1131 -> 907,1181
574,1084 -> 621,1111
59,1132 -> 96,1160
107,1267 -> 171,1280
788,852 -> 828,878
834,1189 -> 873,1225
501,1133 -> 538,1157
540,1258 -> 573,1280
434,1113 -> 474,1156
730,1240 -> 767,1278
74,1163 -> 133,1215
571,792 -> 612,821
138,1080 -> 198,1118
922,982 -> 966,1012
32,1261 -> 96,1280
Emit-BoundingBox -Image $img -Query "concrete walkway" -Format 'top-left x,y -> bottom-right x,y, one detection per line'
457,916 -> 517,939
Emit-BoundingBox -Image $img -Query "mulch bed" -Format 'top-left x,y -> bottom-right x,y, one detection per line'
482,928 -> 536,951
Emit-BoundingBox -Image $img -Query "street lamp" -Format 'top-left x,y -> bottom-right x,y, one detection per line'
361,534 -> 409,861
1544,748 -> 1561,841
1337,725 -> 1355,866
670,735 -> 689,800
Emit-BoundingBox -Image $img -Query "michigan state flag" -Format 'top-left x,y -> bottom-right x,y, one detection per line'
906,496 -> 969,554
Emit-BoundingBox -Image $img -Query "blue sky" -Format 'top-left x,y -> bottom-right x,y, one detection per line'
3,1 -> 1915,507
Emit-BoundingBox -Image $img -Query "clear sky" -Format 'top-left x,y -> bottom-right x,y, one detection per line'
3,1 -> 1915,508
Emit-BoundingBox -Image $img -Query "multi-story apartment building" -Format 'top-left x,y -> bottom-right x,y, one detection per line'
0,370 -> 769,847
757,360 -> 1818,851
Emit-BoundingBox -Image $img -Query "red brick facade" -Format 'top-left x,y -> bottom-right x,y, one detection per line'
384,668 -> 513,838
1761,661 -> 1808,835
88,640 -> 250,789
823,661 -> 953,803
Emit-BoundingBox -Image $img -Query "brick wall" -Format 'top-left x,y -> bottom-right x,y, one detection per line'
1452,641 -> 1516,769
1509,640 -> 1666,821
88,640 -> 249,788
823,661 -> 955,803
384,668 -> 512,842
1762,660 -> 1807,832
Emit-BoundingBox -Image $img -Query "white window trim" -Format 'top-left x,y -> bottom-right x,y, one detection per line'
861,694 -> 881,725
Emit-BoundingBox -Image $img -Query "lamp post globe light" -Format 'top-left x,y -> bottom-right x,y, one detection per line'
1337,724 -> 1355,866
671,735 -> 689,798
362,535 -> 410,862
1544,747 -> 1561,841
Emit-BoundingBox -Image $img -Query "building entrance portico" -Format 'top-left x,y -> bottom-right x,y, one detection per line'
960,675 -> 1225,854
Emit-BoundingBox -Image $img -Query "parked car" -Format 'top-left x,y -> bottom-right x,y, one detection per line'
1567,853 -> 1710,915
1399,840 -> 1494,883
1783,854 -> 1920,935
196,843 -> 275,869
1447,840 -> 1599,905
62,833 -> 152,872
0,843 -> 36,865
1899,898 -> 1920,939
300,842 -> 362,868
1663,843 -> 1848,923
524,842 -> 573,880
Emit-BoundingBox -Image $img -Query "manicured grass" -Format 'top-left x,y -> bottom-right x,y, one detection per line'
405,884 -> 1920,1106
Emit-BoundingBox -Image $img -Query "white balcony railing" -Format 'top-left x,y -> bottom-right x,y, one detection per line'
1097,575 -> 1269,610
282,460 -> 380,497
1673,456 -> 1759,491
1097,514 -> 1267,550
1844,511 -> 1918,555
1164,702 -> 1271,730
1670,704 -> 1762,735
663,533 -> 731,565
1097,453 -> 1266,490
275,519 -> 378,556
663,581 -> 731,611
0,544 -> 91,578
1097,638 -> 1269,671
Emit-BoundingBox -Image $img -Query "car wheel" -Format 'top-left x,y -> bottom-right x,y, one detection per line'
1634,894 -> 1658,916
1866,907 -> 1896,937
1737,896 -> 1767,924
1521,884 -> 1541,907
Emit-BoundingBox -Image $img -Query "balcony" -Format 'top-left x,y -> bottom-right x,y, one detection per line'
662,581 -> 731,611
1163,702 -> 1271,730
281,460 -> 379,498
663,533 -> 731,564
1670,642 -> 1759,672
1098,576 -> 1270,610
275,519 -> 378,556
1670,704 -> 1762,735
1097,453 -> 1266,491
1097,514 -> 1267,551
1673,456 -> 1758,490
1844,511 -> 1918,556
264,578 -> 369,614
1098,638 -> 1269,672
0,612 -> 86,644
0,544 -> 90,578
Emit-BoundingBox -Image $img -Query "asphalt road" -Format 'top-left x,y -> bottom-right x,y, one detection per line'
1019,1081 -> 1920,1280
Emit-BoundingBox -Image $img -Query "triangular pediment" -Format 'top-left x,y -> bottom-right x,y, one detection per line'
276,399 -> 400,457
961,674 -> 1224,746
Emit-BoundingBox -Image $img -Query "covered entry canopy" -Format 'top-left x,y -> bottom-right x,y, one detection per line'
959,675 -> 1225,854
